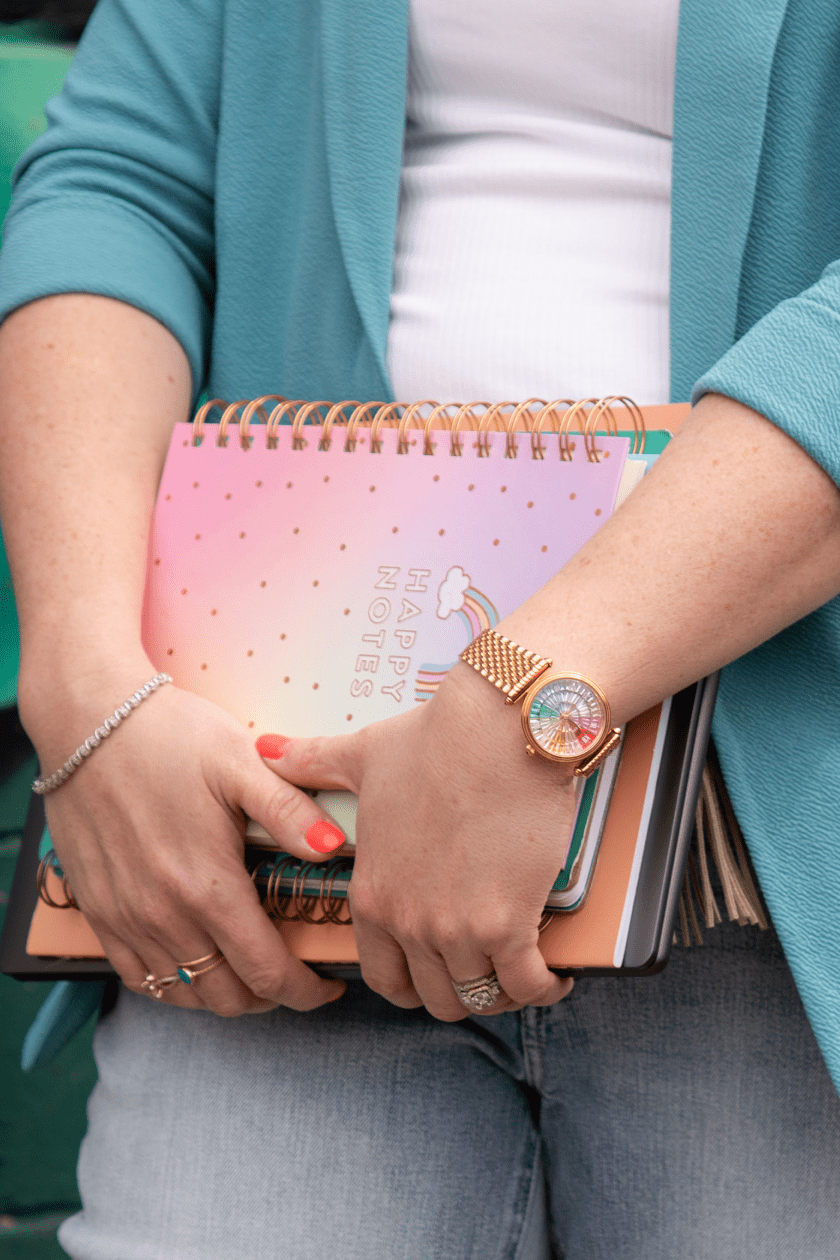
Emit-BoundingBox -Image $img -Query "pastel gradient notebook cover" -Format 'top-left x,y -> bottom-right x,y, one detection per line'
140,417 -> 629,737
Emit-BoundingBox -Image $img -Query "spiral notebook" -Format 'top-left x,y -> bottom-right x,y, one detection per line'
3,397 -> 716,980
142,397 -> 639,735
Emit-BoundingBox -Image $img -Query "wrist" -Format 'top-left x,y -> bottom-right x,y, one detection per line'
457,629 -> 620,776
17,640 -> 159,765
437,660 -> 578,787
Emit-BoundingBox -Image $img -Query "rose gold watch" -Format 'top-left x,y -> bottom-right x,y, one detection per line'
459,629 -> 621,777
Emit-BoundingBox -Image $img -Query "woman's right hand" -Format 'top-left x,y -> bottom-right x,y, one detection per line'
1,298 -> 345,1013
23,657 -> 347,1015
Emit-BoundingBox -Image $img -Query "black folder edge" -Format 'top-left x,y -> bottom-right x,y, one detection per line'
1,674 -> 719,984
1,792 -> 110,979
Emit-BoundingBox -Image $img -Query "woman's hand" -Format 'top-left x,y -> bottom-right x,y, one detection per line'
258,662 -> 575,1020
25,658 -> 347,1015
1,299 -> 346,1015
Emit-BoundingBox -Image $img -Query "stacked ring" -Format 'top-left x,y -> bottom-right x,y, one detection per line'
452,971 -> 506,1013
176,949 -> 225,984
140,950 -> 225,998
140,973 -> 179,1000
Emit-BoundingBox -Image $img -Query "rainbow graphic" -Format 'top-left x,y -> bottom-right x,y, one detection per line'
415,567 -> 499,702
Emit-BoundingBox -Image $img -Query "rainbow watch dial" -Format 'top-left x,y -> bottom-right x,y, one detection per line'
521,674 -> 609,763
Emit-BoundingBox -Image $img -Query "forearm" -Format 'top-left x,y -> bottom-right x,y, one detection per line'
0,294 -> 192,746
498,392 -> 840,726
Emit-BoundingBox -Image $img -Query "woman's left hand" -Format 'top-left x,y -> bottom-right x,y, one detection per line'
256,662 -> 575,1019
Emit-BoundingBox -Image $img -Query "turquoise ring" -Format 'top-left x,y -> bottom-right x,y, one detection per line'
176,949 -> 225,985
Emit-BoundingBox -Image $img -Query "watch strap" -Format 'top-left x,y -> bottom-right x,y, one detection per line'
459,629 -> 552,704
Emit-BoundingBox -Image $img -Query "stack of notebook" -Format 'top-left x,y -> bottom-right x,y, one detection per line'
1,397 -> 717,981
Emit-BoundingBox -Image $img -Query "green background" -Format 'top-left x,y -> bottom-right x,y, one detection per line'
0,21 -> 97,1258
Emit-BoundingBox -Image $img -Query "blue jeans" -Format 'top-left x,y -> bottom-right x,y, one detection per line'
60,917 -> 840,1260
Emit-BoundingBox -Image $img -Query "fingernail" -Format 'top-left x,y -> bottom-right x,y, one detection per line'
256,734 -> 289,760
306,820 -> 345,853
327,984 -> 346,1004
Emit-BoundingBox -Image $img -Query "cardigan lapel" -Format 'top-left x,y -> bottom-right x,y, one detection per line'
670,0 -> 789,401
319,0 -> 409,391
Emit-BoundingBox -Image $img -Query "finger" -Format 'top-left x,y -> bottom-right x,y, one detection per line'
254,732 -> 364,795
159,946 -> 276,1015
491,938 -> 574,1009
93,926 -> 204,1009
236,753 -> 351,859
130,903 -> 341,1017
72,871 -> 208,1010
75,864 -> 234,1011
133,926 -> 277,1016
351,905 -> 423,1009
94,852 -> 342,1016
196,868 -> 346,1012
405,944 -> 518,1021
128,866 -> 346,1014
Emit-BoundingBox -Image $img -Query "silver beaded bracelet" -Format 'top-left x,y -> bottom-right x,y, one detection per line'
32,673 -> 173,796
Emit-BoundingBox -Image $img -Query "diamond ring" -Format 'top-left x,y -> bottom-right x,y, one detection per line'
452,971 -> 505,1013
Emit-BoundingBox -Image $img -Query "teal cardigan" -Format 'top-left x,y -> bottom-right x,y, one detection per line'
2,0 -> 840,1087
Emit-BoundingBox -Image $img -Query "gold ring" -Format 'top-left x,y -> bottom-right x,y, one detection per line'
176,949 -> 225,985
452,971 -> 506,1013
140,973 -> 179,1000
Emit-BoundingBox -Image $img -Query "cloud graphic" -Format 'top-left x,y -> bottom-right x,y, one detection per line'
437,566 -> 471,619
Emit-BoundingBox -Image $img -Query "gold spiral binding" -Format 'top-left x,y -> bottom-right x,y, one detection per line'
251,853 -> 353,925
525,403 -> 549,460
190,396 -> 647,462
213,400 -> 248,448
247,850 -> 558,932
36,850 -> 79,910
367,402 -> 397,452
580,396 -> 647,462
584,398 -> 617,463
423,402 -> 462,456
531,399 -> 574,460
476,401 -> 514,457
191,398 -> 227,445
238,395 -> 286,450
291,401 -> 331,449
450,402 -> 487,456
503,406 -> 523,460
594,398 -> 649,458
560,398 -> 592,461
36,840 -> 560,932
319,400 -> 358,450
397,399 -> 438,454
261,854 -> 295,919
507,398 -> 547,460
266,398 -> 304,447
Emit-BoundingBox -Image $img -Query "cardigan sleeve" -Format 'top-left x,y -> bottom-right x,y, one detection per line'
692,260 -> 840,490
0,0 -> 224,398
692,259 -> 840,1089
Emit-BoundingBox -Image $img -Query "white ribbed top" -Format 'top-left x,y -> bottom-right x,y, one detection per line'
387,0 -> 680,405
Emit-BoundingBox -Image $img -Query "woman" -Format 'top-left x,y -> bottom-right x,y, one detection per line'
1,1 -> 840,1256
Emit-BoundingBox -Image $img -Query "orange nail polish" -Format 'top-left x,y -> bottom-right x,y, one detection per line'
256,734 -> 289,760
306,820 -> 345,853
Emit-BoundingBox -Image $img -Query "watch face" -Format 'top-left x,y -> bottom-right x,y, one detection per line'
522,675 -> 608,762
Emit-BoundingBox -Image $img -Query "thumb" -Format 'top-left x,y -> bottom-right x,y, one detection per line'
236,750 -> 352,861
254,732 -> 364,794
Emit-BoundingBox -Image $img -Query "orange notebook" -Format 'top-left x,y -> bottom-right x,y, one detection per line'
23,683 -> 715,977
